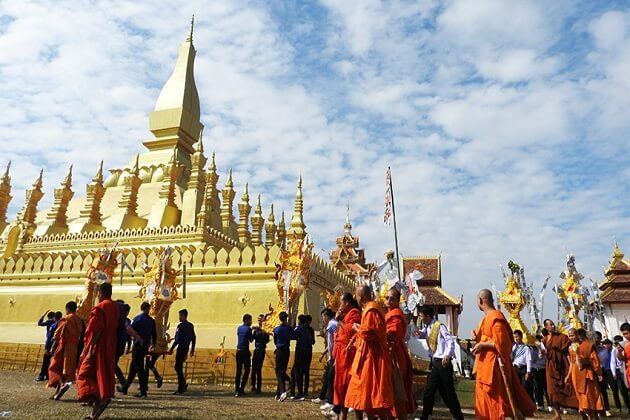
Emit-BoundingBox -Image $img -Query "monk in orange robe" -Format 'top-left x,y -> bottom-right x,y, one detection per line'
542,319 -> 578,418
566,328 -> 603,418
76,282 -> 120,420
48,300 -> 84,400
385,287 -> 417,419
345,285 -> 394,419
620,322 -> 630,386
333,292 -> 362,420
472,289 -> 536,420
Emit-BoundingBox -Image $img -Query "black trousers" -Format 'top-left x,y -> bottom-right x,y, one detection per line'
318,359 -> 335,403
251,348 -> 266,392
235,349 -> 251,393
613,368 -> 630,411
289,347 -> 306,396
115,355 -> 126,385
421,358 -> 464,420
125,344 -> 149,394
600,371 -> 611,411
175,349 -> 187,392
531,367 -> 547,407
303,349 -> 312,396
145,354 -> 162,383
275,347 -> 290,397
38,352 -> 51,379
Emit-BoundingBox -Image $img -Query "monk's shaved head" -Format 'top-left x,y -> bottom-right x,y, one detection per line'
477,288 -> 495,312
388,287 -> 401,301
355,284 -> 372,307
478,289 -> 493,302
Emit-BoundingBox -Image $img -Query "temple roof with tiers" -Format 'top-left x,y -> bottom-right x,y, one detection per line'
600,243 -> 630,304
329,210 -> 373,281
402,256 -> 461,309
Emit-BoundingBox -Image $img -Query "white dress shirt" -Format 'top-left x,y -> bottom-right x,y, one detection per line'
512,343 -> 532,373
326,319 -> 338,359
419,319 -> 455,359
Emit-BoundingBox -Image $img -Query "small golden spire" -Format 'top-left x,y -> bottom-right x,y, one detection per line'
237,182 -> 251,245
62,165 -> 73,188
187,14 -> 194,42
613,240 -> 624,260
94,160 -> 104,183
264,203 -> 276,248
210,152 -> 217,171
276,210 -> 287,248
344,201 -> 352,233
0,161 -> 12,228
226,169 -> 233,187
242,182 -> 249,201
288,175 -> 306,240
251,194 -> 264,247
221,168 -> 236,238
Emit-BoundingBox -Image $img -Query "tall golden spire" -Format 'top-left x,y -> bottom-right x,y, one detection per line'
221,169 -> 237,239
118,155 -> 141,216
44,165 -> 75,230
147,18 -> 202,153
344,201 -> 352,234
251,194 -> 264,246
187,14 -> 194,42
287,175 -> 306,240
276,210 -> 287,248
0,161 -> 12,231
237,183 -> 251,245
17,169 -> 45,226
264,203 -> 276,248
73,161 -> 106,231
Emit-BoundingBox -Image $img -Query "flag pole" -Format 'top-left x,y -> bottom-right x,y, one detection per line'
388,166 -> 403,278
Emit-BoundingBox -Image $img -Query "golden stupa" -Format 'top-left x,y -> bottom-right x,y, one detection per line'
0,20 -> 354,348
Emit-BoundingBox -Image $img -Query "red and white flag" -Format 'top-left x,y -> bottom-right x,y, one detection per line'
384,167 -> 392,225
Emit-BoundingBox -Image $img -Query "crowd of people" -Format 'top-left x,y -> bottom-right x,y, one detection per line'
33,282 -> 630,420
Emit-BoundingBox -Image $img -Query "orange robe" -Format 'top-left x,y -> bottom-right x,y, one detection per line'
48,313 -> 83,386
625,342 -> 630,386
543,332 -> 578,408
345,301 -> 394,414
76,298 -> 120,402
386,307 -> 417,418
473,309 -> 536,419
569,341 -> 603,412
333,307 -> 361,407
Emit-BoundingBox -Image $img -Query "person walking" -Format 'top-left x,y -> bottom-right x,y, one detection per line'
169,309 -> 196,395
35,310 -> 57,382
235,314 -> 254,397
119,302 -> 156,398
250,314 -> 269,394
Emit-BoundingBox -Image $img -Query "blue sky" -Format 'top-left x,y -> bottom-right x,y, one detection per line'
0,0 -> 628,334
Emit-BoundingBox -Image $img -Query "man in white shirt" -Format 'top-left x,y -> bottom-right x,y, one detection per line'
416,306 -> 464,420
512,330 -> 533,398
313,308 -> 337,411
530,335 -> 548,411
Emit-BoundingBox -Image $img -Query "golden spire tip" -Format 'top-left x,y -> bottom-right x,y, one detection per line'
187,14 -> 194,42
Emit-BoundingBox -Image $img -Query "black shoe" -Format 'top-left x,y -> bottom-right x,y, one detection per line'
183,383 -> 188,393
54,383 -> 70,400
239,388 -> 246,396
35,376 -> 45,382
255,389 -> 262,394
250,387 -> 256,393
133,392 -> 147,398
172,390 -> 183,395
117,385 -> 127,395
157,376 -> 163,389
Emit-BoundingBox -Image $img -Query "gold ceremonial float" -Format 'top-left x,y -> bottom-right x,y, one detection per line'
0,20 -> 356,348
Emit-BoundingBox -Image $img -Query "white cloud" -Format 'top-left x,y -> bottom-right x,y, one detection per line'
0,0 -> 628,335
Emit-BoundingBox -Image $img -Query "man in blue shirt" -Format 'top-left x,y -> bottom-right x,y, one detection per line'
169,309 -> 196,395
35,310 -> 57,381
235,314 -> 254,397
119,302 -> 156,398
289,314 -> 308,399
250,314 -> 270,394
274,311 -> 296,402
596,333 -> 612,415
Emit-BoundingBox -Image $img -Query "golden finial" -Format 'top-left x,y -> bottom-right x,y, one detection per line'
268,203 -> 275,222
132,154 -> 140,176
226,169 -> 233,187
288,175 -> 306,240
613,240 -> 624,260
195,127 -> 204,153
62,165 -> 73,188
255,194 -> 262,213
344,201 -> 352,233
94,160 -> 104,183
2,161 -> 10,181
210,152 -> 216,171
187,14 -> 194,42
242,182 -> 250,201
34,169 -> 44,189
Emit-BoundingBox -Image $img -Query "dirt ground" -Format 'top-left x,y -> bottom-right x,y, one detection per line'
0,370 -> 606,419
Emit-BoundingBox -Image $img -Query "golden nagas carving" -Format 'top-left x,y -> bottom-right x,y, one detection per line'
261,236 -> 314,333
76,244 -> 119,322
137,247 -> 181,354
